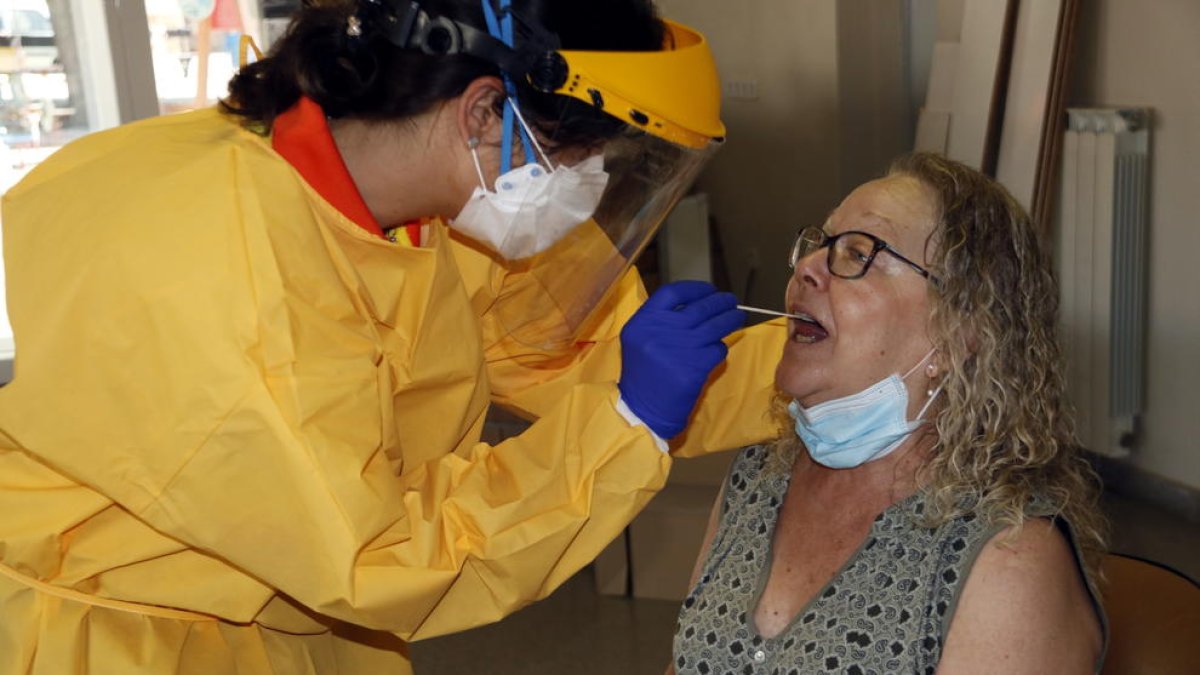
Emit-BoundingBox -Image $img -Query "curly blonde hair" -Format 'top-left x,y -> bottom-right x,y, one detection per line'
878,152 -> 1106,583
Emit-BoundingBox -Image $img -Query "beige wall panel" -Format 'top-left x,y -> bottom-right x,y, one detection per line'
914,109 -> 951,152
995,0 -> 1063,212
945,0 -> 1011,169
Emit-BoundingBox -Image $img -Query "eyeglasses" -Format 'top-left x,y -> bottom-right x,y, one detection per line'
789,226 -> 941,286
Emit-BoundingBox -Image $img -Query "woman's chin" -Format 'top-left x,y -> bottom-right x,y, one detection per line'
774,365 -> 817,402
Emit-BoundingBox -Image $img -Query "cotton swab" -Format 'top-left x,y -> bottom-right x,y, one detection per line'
736,305 -> 804,321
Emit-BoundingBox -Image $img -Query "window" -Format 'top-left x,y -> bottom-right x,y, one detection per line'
1,0 -> 144,383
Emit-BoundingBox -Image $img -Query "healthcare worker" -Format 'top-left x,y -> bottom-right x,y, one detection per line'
0,0 -> 781,673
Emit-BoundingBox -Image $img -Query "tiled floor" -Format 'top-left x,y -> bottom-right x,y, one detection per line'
410,491 -> 1199,675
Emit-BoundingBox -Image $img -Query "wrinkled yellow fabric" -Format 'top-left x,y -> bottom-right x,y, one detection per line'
448,223 -> 647,420
0,108 -> 649,674
0,108 -> 781,675
451,222 -> 788,443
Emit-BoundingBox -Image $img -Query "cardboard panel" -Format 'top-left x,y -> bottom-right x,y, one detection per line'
1032,0 -> 1081,232
946,0 -> 1015,170
629,484 -> 721,601
667,449 -> 736,488
914,41 -> 959,153
593,531 -> 630,596
924,41 -> 960,112
914,109 -> 952,153
995,0 -> 1064,212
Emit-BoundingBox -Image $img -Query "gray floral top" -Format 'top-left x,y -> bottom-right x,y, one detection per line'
672,445 -> 1104,675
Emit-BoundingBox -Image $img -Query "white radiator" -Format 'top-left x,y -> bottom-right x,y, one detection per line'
1057,108 -> 1150,458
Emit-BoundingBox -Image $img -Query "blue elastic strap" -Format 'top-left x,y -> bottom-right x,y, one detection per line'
480,0 -> 536,173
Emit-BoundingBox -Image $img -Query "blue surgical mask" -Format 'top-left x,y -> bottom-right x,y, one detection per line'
787,350 -> 940,469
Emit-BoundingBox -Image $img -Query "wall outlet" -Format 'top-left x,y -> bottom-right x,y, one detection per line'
723,79 -> 759,101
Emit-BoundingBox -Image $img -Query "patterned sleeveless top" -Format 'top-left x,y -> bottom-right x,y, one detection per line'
673,445 -> 1103,675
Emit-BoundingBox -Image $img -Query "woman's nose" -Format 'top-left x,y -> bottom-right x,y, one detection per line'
792,248 -> 829,290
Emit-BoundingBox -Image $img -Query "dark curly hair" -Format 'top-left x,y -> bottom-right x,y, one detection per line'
220,0 -> 664,148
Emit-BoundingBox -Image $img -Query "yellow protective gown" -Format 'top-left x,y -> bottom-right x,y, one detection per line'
0,108 -> 782,674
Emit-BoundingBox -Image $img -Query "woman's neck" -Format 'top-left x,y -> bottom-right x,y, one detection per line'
330,112 -> 464,228
790,429 -> 934,511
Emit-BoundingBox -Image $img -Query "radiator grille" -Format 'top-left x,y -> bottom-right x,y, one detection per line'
1057,108 -> 1150,456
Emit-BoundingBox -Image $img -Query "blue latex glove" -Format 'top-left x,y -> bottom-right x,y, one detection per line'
618,281 -> 746,439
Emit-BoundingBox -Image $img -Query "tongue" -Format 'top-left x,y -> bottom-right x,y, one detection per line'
794,319 -> 828,341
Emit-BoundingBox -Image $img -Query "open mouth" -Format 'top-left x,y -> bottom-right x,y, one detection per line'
789,312 -> 828,343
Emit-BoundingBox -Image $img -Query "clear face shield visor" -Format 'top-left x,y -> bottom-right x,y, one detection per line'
363,3 -> 725,349
488,130 -> 720,350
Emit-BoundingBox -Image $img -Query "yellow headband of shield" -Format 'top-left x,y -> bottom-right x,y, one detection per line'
545,21 -> 725,150
353,2 -> 726,150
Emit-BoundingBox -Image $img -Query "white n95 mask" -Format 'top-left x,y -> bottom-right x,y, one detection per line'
453,152 -> 609,260
451,95 -> 610,260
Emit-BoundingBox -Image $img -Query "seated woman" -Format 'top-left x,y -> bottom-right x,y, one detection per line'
671,153 -> 1107,675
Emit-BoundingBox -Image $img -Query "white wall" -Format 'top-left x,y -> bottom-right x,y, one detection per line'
835,0 -> 913,196
656,0 -> 841,311
1069,0 -> 1200,490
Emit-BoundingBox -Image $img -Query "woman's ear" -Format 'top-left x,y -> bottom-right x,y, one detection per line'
925,358 -> 939,382
456,76 -> 506,147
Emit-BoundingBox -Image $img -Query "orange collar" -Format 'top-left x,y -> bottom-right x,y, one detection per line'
272,97 -> 389,239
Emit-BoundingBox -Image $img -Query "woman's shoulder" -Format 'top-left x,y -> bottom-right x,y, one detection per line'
936,517 -> 1105,673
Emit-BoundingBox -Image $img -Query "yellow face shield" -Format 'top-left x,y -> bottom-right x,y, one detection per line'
362,3 -> 725,348
487,20 -> 725,349
534,21 -> 726,149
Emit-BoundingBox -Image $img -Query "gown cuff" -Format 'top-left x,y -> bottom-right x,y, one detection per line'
615,395 -> 669,453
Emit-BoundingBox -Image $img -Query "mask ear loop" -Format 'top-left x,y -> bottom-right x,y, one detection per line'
914,384 -> 942,421
901,347 -> 937,380
902,347 -> 942,422
508,101 -> 555,171
467,137 -> 489,189
498,103 -> 517,175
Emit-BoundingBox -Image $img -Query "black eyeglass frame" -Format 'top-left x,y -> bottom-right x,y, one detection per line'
789,226 -> 942,287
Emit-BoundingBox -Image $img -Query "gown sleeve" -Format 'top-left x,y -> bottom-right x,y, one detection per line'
1,122 -> 777,643
670,318 -> 789,458
448,228 -> 786,455
446,222 -> 647,420
7,336 -> 670,639
0,151 -> 671,641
